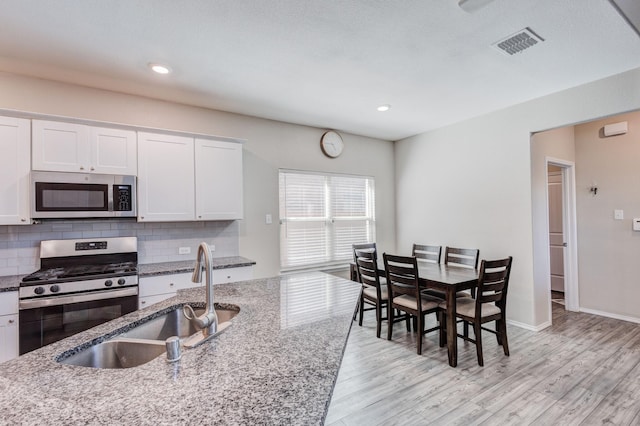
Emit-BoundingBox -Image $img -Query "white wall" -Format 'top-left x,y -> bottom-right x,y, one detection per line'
396,67 -> 640,328
575,111 -> 640,320
0,72 -> 396,279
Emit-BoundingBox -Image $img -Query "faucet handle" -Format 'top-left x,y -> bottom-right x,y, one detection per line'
183,304 -> 197,320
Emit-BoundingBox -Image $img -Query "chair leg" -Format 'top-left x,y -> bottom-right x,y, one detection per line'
463,322 -> 469,338
358,294 -> 365,326
474,321 -> 483,366
404,310 -> 411,332
438,311 -> 446,348
375,302 -> 382,338
416,312 -> 424,355
498,319 -> 510,356
387,304 -> 394,340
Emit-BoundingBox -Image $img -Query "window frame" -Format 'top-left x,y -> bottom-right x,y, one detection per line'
279,169 -> 376,272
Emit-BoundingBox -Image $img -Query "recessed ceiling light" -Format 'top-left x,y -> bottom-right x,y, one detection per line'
149,63 -> 171,74
377,104 -> 391,112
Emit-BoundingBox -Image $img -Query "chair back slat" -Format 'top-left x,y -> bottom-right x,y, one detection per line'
383,253 -> 420,299
412,244 -> 441,264
476,257 -> 513,311
444,247 -> 479,269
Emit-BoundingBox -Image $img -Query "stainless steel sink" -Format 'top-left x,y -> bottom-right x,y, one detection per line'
58,338 -> 166,369
57,303 -> 240,368
120,304 -> 239,341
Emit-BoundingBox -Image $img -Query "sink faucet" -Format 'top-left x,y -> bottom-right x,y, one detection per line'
183,242 -> 218,337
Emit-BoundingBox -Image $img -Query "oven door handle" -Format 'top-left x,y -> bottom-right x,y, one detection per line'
19,287 -> 138,310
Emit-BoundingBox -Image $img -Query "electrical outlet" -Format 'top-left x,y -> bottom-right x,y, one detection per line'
179,247 -> 191,255
614,209 -> 624,220
210,244 -> 215,252
266,214 -> 272,224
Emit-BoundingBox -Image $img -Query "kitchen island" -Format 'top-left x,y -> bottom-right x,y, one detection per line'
0,272 -> 360,425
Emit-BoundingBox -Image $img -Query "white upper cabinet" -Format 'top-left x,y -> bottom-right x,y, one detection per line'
195,139 -> 243,220
0,116 -> 30,225
137,132 -> 195,222
32,120 -> 136,175
89,127 -> 137,175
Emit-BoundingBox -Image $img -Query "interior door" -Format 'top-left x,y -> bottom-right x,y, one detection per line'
548,168 -> 565,293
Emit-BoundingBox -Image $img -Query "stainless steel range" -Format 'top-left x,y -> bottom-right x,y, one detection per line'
19,237 -> 139,355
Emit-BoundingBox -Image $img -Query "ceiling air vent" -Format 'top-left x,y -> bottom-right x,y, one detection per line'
492,27 -> 544,55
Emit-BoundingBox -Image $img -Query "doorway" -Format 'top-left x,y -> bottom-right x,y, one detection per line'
547,165 -> 565,307
545,158 -> 579,317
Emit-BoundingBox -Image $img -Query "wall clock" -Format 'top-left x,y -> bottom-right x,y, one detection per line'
320,130 -> 344,158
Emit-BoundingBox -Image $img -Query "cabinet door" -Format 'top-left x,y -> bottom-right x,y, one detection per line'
0,117 -> 30,225
90,127 -> 137,175
0,314 -> 18,363
0,292 -> 18,363
32,120 -> 89,172
195,139 -> 243,220
137,132 -> 195,222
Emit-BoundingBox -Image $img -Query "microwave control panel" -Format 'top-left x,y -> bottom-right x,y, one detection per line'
113,185 -> 133,211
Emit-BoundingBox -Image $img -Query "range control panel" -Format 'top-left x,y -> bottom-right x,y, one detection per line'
75,241 -> 108,251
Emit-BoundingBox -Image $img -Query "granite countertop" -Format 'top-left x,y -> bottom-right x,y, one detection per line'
0,275 -> 23,292
138,256 -> 256,277
0,257 -> 256,292
0,272 -> 360,425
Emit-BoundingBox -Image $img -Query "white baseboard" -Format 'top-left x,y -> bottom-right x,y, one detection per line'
506,318 -> 551,332
579,307 -> 640,324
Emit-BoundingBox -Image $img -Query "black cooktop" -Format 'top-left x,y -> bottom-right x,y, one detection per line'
21,261 -> 138,284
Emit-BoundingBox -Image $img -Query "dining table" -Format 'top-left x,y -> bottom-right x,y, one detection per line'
349,260 -> 479,368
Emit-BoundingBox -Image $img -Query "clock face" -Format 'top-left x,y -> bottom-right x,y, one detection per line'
321,131 -> 344,158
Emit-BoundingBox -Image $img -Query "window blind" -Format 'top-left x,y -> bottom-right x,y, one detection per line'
279,170 -> 375,270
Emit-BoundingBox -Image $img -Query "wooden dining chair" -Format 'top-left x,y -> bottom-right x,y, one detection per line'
383,253 -> 442,355
412,244 -> 441,265
354,249 -> 389,338
445,256 -> 513,366
444,246 -> 479,269
351,242 -> 377,281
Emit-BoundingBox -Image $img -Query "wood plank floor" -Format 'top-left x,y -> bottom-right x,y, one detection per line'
326,303 -> 640,425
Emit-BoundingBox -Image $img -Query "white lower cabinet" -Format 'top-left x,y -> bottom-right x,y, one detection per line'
138,273 -> 202,310
138,267 -> 254,309
213,266 -> 253,284
0,292 -> 19,363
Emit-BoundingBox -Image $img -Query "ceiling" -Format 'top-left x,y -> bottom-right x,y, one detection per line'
1,0 -> 639,141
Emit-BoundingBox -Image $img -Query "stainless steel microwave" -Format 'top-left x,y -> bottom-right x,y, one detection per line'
31,171 -> 136,219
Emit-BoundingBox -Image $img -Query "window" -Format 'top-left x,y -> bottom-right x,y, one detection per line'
279,169 -> 375,270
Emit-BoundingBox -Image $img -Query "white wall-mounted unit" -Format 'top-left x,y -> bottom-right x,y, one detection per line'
603,121 -> 628,137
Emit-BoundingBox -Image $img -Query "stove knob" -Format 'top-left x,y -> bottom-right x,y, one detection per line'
104,280 -> 113,287
50,285 -> 60,293
117,278 -> 126,286
34,287 -> 45,295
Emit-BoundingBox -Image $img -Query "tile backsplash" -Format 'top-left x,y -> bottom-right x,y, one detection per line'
0,220 -> 239,276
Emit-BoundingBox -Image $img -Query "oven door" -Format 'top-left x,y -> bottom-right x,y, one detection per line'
19,287 -> 138,355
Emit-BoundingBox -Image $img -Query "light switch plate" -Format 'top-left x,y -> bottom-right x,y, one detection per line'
614,209 -> 624,220
634,218 -> 640,231
266,214 -> 272,224
179,247 -> 191,255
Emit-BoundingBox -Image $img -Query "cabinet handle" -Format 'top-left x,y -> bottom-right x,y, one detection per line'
79,166 -> 85,170
90,166 -> 95,171
20,218 -> 26,222
141,301 -> 146,305
8,319 -> 15,324
170,283 -> 174,287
